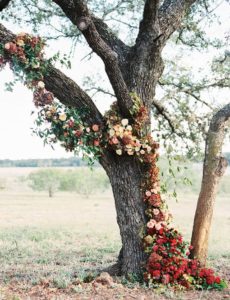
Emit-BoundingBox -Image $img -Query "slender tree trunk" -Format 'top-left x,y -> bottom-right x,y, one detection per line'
48,187 -> 53,198
190,104 -> 230,264
105,155 -> 148,275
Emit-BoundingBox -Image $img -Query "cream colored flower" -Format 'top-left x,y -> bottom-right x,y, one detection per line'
109,129 -> 115,137
126,125 -> 132,131
151,188 -> 158,194
16,39 -> 25,47
37,81 -> 45,89
113,124 -> 120,132
59,113 -> 67,121
125,144 -> 132,149
45,111 -> 52,117
49,106 -> 56,114
119,126 -> 124,133
144,235 -> 154,244
116,149 -> 122,155
121,119 -> 129,126
140,149 -> 145,155
127,150 -> 134,155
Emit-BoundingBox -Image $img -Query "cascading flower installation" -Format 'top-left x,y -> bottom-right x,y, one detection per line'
0,33 -> 227,290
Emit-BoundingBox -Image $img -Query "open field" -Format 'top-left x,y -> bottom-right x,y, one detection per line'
0,167 -> 229,299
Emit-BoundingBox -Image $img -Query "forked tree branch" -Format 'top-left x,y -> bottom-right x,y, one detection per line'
52,0 -> 134,118
0,23 -> 103,126
136,0 -> 161,45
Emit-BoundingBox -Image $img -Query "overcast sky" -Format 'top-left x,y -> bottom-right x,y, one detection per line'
0,3 -> 229,160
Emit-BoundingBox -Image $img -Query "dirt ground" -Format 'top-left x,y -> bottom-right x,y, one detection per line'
0,168 -> 229,299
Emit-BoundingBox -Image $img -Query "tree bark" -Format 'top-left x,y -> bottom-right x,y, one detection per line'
104,155 -> 148,275
190,104 -> 230,265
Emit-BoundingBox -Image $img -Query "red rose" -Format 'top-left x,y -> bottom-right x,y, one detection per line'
171,239 -> 177,246
206,276 -> 215,285
152,245 -> 158,252
215,277 -> 221,284
151,270 -> 161,278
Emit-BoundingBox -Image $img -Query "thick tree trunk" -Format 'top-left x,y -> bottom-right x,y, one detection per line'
190,104 -> 230,264
105,155 -> 148,275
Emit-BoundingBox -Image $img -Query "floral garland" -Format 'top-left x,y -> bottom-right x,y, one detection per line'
0,34 -> 227,290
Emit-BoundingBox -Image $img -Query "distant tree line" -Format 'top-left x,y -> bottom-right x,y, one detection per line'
0,157 -> 95,168
27,168 -> 110,197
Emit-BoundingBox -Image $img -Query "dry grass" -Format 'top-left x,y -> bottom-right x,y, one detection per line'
0,167 -> 229,299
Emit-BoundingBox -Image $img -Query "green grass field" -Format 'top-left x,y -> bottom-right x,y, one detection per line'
0,167 -> 229,299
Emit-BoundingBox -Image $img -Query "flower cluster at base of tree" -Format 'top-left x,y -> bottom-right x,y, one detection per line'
0,34 -> 227,290
140,116 -> 227,289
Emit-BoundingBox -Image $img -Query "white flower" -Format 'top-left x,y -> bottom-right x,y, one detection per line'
140,149 -> 145,155
147,219 -> 156,229
145,190 -> 151,197
37,81 -> 45,89
116,149 -> 122,155
153,209 -> 160,216
126,125 -> 132,131
155,223 -> 162,231
146,146 -> 152,153
109,129 -> 115,137
121,119 -> 129,126
4,43 -> 11,50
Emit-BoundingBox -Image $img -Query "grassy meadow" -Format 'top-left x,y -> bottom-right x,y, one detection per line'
0,166 -> 229,299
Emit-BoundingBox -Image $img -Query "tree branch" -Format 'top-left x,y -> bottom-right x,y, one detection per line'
152,98 -> 179,133
159,0 -> 198,40
52,0 -> 134,118
0,0 -> 11,11
136,0 -> 161,45
0,23 -> 103,126
210,103 -> 230,132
